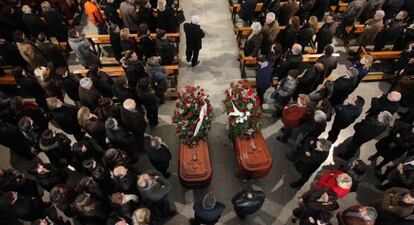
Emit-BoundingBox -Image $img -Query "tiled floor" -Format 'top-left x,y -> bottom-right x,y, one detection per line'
0,0 -> 399,224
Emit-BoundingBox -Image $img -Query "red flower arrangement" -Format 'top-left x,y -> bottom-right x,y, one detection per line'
173,86 -> 214,146
223,80 -> 262,140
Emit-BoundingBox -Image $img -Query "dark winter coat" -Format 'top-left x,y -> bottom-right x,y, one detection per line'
157,7 -> 176,32
184,22 -> 205,50
276,52 -> 303,79
57,73 -> 82,101
156,38 -> 176,65
121,57 -> 147,90
87,71 -> 114,97
244,32 -> 263,57
310,0 -> 330,21
30,164 -> 68,191
256,61 -> 274,92
39,133 -> 72,168
366,94 -> 400,117
238,0 -> 259,22
22,13 -> 48,38
37,42 -> 67,68
375,120 -> 414,160
317,55 -> 337,78
332,103 -> 363,129
353,117 -> 388,143
329,76 -> 358,106
79,86 -> 102,110
41,10 -> 68,42
193,200 -> 225,224
296,68 -> 324,95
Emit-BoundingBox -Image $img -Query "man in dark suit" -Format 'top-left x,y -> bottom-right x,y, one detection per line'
316,45 -> 338,78
238,0 -> 258,26
0,191 -> 47,221
120,99 -> 147,152
184,15 -> 205,67
190,192 -> 225,225
315,15 -> 336,53
112,165 -> 138,194
36,33 -> 67,69
366,91 -> 401,118
338,111 -> 392,160
255,55 -> 273,105
328,96 -> 365,143
12,67 -> 48,110
105,117 -> 139,161
231,187 -> 265,218
144,135 -> 172,178
328,67 -> 359,106
275,43 -> 303,79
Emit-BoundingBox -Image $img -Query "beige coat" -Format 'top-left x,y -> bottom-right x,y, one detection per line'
16,40 -> 48,69
358,19 -> 383,46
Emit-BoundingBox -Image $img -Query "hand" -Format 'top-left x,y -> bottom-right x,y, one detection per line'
305,152 -> 311,157
397,163 -> 404,174
308,217 -> 315,224
298,197 -> 303,205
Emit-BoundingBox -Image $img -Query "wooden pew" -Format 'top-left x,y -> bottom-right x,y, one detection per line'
345,24 -> 365,35
330,3 -> 348,14
358,47 -> 402,61
85,33 -> 180,53
230,3 -> 263,24
302,53 -> 340,63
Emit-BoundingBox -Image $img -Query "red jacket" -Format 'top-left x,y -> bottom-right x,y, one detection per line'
315,170 -> 351,198
281,103 -> 309,128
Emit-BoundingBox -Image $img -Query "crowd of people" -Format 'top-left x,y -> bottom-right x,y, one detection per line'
1,0 -> 414,224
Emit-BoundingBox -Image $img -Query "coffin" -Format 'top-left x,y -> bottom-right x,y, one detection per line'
233,132 -> 272,179
179,139 -> 212,188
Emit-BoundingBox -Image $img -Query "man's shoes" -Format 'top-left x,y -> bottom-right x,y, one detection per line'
186,57 -> 191,62
285,152 -> 295,162
191,61 -> 200,67
290,181 -> 302,188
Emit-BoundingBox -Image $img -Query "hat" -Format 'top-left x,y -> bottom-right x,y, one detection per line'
202,192 -> 216,210
80,77 -> 93,89
291,44 -> 302,55
336,173 -> 353,189
123,99 -> 136,111
347,67 -> 359,78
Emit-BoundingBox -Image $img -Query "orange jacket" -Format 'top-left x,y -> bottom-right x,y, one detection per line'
84,1 -> 104,26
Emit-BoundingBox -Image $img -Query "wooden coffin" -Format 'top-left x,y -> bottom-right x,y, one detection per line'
233,132 -> 272,179
179,139 -> 212,188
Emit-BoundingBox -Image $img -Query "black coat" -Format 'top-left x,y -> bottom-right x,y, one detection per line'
193,201 -> 225,223
366,94 -> 400,117
50,104 -> 82,136
239,0 -> 258,21
353,117 -> 388,144
184,22 -> 205,50
279,25 -> 300,51
296,68 -> 324,95
109,31 -> 123,62
244,32 -> 263,57
111,199 -> 139,222
31,164 -> 68,191
276,52 -> 303,79
296,146 -> 329,173
120,107 -> 147,143
297,25 -> 314,49
315,22 -> 335,53
14,73 -> 47,105
72,137 -> 104,170
317,55 -> 337,78
39,133 -> 72,168
310,0 -> 330,21
139,35 -> 157,59
387,156 -> 414,189
157,7 -> 176,32
57,74 -> 82,101
121,59 -> 147,90
79,86 -> 102,110
22,13 -> 48,38
87,71 -> 114,97
144,137 -> 172,172
299,188 -> 338,214
231,189 -> 265,216
262,0 -> 280,16
332,103 -> 363,129
0,169 -> 39,197
328,76 -> 357,106
41,10 -> 68,41
113,171 -> 137,194
376,120 -> 414,160
37,42 -> 67,68
105,126 -> 138,158
52,184 -> 77,217
0,192 -> 46,221
156,39 -> 176,65
0,122 -> 35,159
84,118 -> 107,148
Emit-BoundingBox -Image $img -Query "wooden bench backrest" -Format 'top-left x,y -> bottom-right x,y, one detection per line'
86,33 -> 180,45
330,3 -> 348,13
230,3 -> 263,13
358,47 -> 402,60
235,22 -> 323,39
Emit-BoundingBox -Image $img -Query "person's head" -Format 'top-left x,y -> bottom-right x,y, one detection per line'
336,173 -> 352,189
352,96 -> 365,108
22,5 -> 32,14
290,16 -> 301,29
251,22 -> 262,35
346,67 -> 359,79
9,96 -> 24,111
360,55 -> 373,69
126,50 -> 138,61
291,43 -> 302,55
317,138 -> 332,152
105,117 -> 119,130
55,67 -> 68,77
377,111 -> 392,125
314,110 -> 327,123
324,15 -> 334,23
68,28 -> 79,39
123,99 -> 136,111
82,158 -> 97,170
113,165 -> 128,178
34,66 -> 50,81
387,91 -> 401,102
324,45 -> 334,56
79,77 -> 93,90
352,159 -> 367,175
40,1 -> 51,11
359,206 -> 377,222
31,219 -> 48,225
111,192 -> 124,205
150,136 -> 162,149
396,10 -> 408,20
202,192 -> 216,210
297,94 -> 310,107
28,162 -> 47,175
403,191 -> 414,204
132,208 -> 151,225
77,106 -> 92,127
137,173 -> 152,188
191,15 -> 200,25
46,97 -> 63,110
138,23 -> 149,35
157,0 -> 166,11
40,129 -> 56,147
157,29 -> 166,39
374,10 -> 385,20
72,142 -> 87,153
265,12 -> 276,24
287,69 -> 298,79
147,56 -> 161,66
13,30 -> 25,42
49,185 -> 68,203
308,16 -> 318,31
18,116 -> 33,131
88,64 -> 99,75
74,193 -> 98,213
104,148 -> 129,166
256,55 -> 266,65
314,62 -> 325,73
109,23 -> 120,34
78,176 -> 97,191
120,28 -> 130,41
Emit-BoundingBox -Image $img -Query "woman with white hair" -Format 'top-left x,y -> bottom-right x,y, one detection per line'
184,15 -> 205,66
338,110 -> 393,160
244,22 -> 263,57
358,10 -> 385,47
157,0 -> 177,32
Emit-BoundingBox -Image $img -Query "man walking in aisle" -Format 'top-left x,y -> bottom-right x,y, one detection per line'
184,15 -> 205,67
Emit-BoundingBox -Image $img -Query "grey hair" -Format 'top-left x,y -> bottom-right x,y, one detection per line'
202,192 -> 216,210
251,22 -> 262,34
22,5 -> 32,14
314,110 -> 327,122
318,138 -> 332,152
363,207 -> 378,222
378,111 -> 392,125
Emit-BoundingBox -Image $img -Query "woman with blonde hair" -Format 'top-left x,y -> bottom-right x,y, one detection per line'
297,15 -> 318,51
120,28 -> 141,56
157,0 -> 176,32
77,106 -> 107,147
132,207 -> 151,225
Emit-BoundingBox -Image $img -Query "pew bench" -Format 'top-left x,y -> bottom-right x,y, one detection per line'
362,72 -> 394,81
358,47 -> 402,61
345,24 -> 365,35
330,3 -> 348,14
230,3 -> 263,24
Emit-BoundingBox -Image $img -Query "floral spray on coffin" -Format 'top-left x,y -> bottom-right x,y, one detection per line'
173,86 -> 213,188
223,81 -> 272,179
